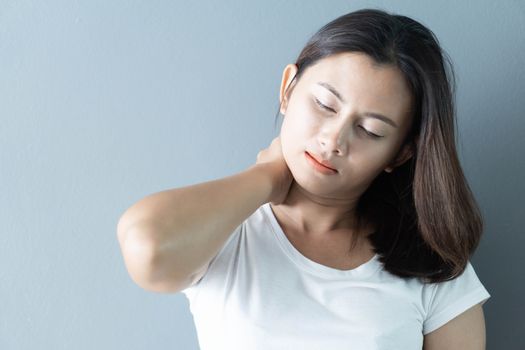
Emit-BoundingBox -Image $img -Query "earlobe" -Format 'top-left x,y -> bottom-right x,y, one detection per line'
385,142 -> 415,173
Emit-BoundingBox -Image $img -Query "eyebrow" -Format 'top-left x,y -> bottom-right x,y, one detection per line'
316,81 -> 398,128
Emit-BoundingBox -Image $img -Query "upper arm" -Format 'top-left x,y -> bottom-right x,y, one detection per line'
117,222 -> 207,294
423,302 -> 486,350
186,261 -> 209,288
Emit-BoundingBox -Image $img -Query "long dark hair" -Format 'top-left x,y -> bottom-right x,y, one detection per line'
274,8 -> 484,283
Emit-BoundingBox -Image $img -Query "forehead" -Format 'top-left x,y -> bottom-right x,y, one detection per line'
301,52 -> 414,124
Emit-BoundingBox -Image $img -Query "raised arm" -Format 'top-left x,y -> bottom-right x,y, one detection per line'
117,164 -> 274,293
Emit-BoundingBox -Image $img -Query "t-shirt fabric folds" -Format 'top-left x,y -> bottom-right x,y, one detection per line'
182,202 -> 490,350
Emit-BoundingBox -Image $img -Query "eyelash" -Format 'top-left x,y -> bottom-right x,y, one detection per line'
314,98 -> 383,139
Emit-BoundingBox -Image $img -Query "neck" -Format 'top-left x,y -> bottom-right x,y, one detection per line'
270,180 -> 364,236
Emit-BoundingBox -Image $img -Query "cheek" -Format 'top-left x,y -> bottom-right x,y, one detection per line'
280,113 -> 315,147
347,144 -> 394,174
284,100 -> 319,130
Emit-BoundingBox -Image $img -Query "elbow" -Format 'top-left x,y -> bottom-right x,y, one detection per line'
117,223 -> 190,293
117,223 -> 160,291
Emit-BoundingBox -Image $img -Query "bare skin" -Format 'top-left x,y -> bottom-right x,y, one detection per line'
269,52 -> 416,269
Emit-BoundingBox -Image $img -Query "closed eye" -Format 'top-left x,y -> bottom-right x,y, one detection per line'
314,98 -> 336,113
315,98 -> 383,139
359,126 -> 383,138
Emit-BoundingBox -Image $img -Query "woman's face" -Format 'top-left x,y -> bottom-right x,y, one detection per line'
278,52 -> 415,201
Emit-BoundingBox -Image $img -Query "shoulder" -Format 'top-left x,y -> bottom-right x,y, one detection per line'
422,261 -> 490,330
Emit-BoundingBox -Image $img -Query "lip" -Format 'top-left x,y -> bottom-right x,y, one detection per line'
305,152 -> 338,174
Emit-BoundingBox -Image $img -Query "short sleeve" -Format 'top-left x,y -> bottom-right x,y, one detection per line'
180,223 -> 243,303
422,261 -> 491,335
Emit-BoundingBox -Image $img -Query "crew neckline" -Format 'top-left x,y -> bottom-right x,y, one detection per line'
261,202 -> 382,279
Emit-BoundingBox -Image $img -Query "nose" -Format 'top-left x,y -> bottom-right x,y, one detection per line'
318,120 -> 351,156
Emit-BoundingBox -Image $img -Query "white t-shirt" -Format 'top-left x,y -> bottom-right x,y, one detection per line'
181,202 -> 491,350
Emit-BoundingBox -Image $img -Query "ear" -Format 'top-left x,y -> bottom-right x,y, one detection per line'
279,64 -> 299,115
384,140 -> 416,173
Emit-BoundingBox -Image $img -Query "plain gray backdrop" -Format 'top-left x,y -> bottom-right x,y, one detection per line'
1,0 -> 523,349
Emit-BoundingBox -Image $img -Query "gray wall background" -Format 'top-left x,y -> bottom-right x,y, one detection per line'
1,0 -> 523,349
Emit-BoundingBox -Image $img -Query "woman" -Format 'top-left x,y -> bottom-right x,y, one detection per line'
117,8 -> 491,350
